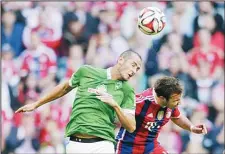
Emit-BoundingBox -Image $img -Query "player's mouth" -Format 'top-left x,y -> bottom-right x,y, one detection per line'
174,105 -> 178,108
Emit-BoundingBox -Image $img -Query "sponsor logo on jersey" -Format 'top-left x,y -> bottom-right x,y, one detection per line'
145,122 -> 160,131
157,111 -> 164,120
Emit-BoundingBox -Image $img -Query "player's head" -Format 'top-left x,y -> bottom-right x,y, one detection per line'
116,49 -> 142,81
154,76 -> 183,109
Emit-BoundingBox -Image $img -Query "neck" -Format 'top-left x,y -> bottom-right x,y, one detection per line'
153,89 -> 166,107
157,99 -> 166,107
110,65 -> 121,80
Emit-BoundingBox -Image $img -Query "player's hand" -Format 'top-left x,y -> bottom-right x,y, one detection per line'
95,89 -> 111,97
15,103 -> 38,113
95,90 -> 118,108
190,124 -> 207,134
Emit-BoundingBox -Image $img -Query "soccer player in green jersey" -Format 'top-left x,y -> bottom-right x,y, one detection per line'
15,49 -> 142,153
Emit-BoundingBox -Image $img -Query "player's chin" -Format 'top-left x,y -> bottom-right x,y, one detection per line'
168,106 -> 176,109
122,74 -> 130,81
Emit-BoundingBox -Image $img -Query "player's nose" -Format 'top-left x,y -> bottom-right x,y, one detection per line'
131,68 -> 137,75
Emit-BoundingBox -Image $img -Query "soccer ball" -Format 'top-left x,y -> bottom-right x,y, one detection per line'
138,7 -> 166,35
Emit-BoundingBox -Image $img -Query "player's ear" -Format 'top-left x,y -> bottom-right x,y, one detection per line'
159,96 -> 165,100
117,56 -> 125,66
159,96 -> 167,105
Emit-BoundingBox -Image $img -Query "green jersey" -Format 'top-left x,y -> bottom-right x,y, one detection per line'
65,65 -> 135,143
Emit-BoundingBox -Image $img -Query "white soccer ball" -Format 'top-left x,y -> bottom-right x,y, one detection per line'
138,7 -> 166,35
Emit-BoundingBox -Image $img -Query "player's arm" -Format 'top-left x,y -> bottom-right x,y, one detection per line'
96,90 -> 136,133
16,66 -> 83,113
171,114 -> 193,131
113,106 -> 136,133
171,113 -> 207,134
15,81 -> 74,113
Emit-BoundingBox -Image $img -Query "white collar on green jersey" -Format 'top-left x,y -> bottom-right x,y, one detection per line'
107,68 -> 112,79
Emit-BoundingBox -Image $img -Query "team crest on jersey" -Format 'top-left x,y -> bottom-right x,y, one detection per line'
166,111 -> 171,118
96,84 -> 107,93
88,84 -> 107,94
115,81 -> 122,90
157,111 -> 164,120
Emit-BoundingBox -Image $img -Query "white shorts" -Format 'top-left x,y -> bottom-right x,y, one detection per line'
66,139 -> 115,153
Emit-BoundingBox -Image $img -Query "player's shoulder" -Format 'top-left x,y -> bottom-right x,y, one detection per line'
77,65 -> 105,76
136,88 -> 152,97
122,81 -> 134,92
77,65 -> 94,72
79,65 -> 92,70
79,65 -> 104,71
135,88 -> 153,103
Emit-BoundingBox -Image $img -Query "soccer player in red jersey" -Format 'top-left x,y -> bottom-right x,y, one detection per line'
116,76 -> 207,154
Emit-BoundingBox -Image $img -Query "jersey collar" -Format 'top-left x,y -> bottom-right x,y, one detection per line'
107,68 -> 112,80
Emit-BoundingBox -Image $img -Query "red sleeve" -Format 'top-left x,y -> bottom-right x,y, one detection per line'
171,107 -> 181,118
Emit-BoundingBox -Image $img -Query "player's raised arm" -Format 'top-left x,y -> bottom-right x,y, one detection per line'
16,66 -> 84,113
15,81 -> 74,113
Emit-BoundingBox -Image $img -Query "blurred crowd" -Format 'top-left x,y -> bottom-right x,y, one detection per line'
1,2 -> 224,154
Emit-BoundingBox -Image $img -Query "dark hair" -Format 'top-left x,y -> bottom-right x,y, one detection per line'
154,76 -> 183,100
119,49 -> 142,61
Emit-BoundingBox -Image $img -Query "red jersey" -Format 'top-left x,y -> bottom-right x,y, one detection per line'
116,88 -> 180,154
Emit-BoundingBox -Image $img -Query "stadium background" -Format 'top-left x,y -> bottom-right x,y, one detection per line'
1,1 -> 224,154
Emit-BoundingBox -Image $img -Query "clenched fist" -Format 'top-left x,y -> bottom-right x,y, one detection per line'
190,124 -> 207,134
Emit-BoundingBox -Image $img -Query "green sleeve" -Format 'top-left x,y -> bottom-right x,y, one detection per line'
120,88 -> 135,110
68,66 -> 83,88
